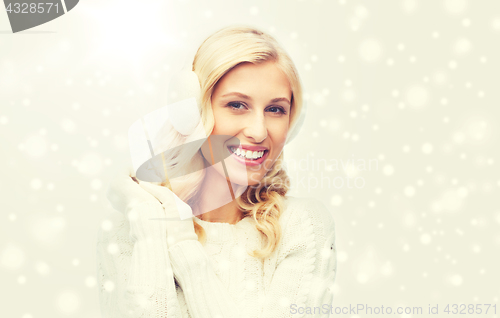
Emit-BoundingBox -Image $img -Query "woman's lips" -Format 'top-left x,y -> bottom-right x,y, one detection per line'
227,146 -> 269,166
227,144 -> 268,151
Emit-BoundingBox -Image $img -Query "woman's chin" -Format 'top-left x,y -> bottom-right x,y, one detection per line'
245,171 -> 266,187
227,171 -> 265,187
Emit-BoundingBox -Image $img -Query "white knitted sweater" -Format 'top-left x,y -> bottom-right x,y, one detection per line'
96,195 -> 337,318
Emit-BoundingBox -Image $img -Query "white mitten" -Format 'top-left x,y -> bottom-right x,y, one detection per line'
105,162 -> 168,242
138,181 -> 198,248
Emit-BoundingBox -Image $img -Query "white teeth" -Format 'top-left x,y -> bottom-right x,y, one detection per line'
230,147 -> 265,160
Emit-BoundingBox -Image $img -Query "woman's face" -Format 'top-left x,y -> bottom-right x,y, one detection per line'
201,61 -> 292,187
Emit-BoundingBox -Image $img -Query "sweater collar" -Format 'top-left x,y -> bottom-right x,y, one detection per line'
192,196 -> 292,243
193,215 -> 253,243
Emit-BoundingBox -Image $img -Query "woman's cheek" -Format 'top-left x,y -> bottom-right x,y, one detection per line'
277,119 -> 290,142
272,127 -> 288,152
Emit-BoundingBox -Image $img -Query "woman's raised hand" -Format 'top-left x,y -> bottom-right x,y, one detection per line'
138,182 -> 198,248
105,162 -> 168,242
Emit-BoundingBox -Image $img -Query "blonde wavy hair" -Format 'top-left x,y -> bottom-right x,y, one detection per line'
159,25 -> 304,259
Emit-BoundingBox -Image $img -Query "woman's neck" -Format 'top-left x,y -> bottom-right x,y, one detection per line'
192,167 -> 245,224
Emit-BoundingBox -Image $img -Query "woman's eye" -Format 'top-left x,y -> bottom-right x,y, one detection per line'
225,102 -> 286,115
227,102 -> 246,110
267,106 -> 287,115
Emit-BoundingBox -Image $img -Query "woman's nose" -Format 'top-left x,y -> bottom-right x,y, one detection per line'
242,114 -> 268,143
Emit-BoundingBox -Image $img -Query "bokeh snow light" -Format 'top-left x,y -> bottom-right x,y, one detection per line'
359,38 -> 383,62
1,244 -> 26,270
30,217 -> 67,248
56,291 -> 81,314
405,85 -> 430,109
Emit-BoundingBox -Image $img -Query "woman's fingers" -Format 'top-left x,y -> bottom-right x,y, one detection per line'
138,182 -> 193,220
106,162 -> 157,214
137,181 -> 172,203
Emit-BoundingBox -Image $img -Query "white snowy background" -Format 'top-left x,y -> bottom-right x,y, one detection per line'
1,0 -> 499,317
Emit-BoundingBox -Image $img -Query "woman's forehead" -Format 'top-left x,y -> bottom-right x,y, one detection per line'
213,62 -> 292,100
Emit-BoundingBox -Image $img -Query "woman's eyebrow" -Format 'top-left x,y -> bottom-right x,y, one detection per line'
221,92 -> 291,105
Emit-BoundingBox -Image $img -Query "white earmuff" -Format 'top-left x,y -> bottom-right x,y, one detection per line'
165,56 -> 202,136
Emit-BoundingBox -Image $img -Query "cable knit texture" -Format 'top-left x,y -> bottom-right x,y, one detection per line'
96,195 -> 337,317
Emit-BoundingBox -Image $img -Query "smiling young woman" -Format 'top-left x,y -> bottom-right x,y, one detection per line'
196,60 -> 293,228
97,25 -> 337,318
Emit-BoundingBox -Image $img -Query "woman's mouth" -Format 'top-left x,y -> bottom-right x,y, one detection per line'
227,146 -> 269,166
